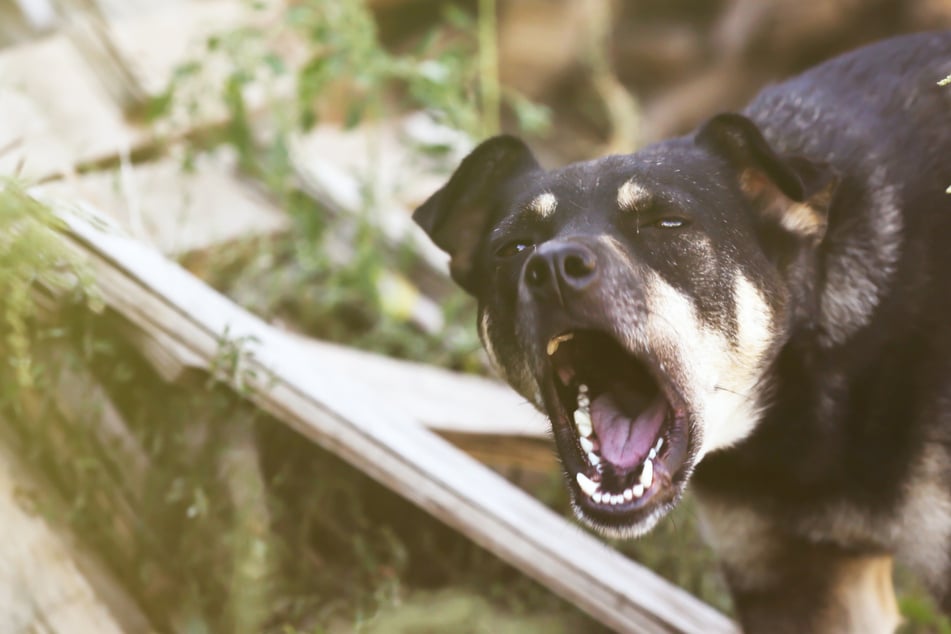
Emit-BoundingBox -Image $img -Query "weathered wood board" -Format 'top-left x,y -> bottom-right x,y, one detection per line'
36,153 -> 289,256
49,201 -> 737,634
0,1 -> 246,181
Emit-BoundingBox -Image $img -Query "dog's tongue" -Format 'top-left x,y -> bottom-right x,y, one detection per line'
591,390 -> 666,470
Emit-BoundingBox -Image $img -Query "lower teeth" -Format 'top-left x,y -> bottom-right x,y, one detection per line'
575,436 -> 666,504
571,386 -> 670,506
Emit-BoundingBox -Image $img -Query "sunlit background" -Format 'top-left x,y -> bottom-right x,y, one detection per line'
1,1 -> 950,632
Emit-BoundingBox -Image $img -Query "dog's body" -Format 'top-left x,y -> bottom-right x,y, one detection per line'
414,32 -> 951,632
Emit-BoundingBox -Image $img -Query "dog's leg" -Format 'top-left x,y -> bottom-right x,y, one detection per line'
698,501 -> 900,633
727,548 -> 899,634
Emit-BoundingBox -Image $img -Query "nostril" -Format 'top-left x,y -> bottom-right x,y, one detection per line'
563,252 -> 596,280
526,258 -> 549,287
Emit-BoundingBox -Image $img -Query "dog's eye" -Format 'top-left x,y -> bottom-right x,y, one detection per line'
496,240 -> 534,258
652,217 -> 689,229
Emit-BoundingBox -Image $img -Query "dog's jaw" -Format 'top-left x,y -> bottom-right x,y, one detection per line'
535,324 -> 700,535
485,251 -> 781,537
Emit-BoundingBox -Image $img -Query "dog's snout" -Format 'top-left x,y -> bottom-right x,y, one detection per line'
525,241 -> 599,297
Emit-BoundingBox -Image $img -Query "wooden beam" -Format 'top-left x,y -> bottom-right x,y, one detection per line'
50,203 -> 737,634
35,155 -> 290,256
0,1 -> 246,181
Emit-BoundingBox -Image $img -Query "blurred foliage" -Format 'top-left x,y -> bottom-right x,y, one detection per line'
150,0 -> 549,370
0,184 -> 99,387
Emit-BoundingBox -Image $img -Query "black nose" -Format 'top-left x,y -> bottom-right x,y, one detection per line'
524,241 -> 599,298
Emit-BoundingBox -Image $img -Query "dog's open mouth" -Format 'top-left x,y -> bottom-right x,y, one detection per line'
543,330 -> 691,527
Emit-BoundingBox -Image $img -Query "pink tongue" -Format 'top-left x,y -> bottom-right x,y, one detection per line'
591,392 -> 666,470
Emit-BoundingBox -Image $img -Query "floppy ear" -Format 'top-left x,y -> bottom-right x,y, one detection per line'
696,113 -> 838,243
413,135 -> 540,294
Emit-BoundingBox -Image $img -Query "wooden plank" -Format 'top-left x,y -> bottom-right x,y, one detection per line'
0,1 -> 246,181
35,154 -> 290,256
0,440 -> 151,633
286,333 -> 549,438
52,203 -> 737,634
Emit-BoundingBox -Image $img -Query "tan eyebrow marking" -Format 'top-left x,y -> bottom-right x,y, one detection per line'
617,180 -> 651,210
526,192 -> 558,218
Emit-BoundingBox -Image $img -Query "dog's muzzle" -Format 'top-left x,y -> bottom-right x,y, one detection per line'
517,237 -> 693,534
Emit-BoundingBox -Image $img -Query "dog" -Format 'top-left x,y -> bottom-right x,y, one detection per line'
413,31 -> 951,633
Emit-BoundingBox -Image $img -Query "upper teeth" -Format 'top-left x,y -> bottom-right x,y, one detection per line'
574,405 -> 592,438
547,332 -> 575,356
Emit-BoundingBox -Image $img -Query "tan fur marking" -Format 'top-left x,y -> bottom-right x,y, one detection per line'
733,274 -> 774,359
644,274 -> 767,457
479,310 -> 502,373
823,556 -> 900,634
699,497 -> 900,634
527,192 -> 557,218
740,169 -> 827,238
616,180 -> 651,210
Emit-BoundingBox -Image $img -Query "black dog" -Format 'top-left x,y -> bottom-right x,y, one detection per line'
414,31 -> 951,633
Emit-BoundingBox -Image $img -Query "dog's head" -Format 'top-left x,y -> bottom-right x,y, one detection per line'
413,114 -> 837,537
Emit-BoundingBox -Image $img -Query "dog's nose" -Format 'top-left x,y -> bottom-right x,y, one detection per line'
524,241 -> 598,298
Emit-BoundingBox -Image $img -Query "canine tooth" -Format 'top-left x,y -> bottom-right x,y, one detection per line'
593,491 -> 604,504
576,472 -> 598,496
633,483 -> 645,497
579,437 -> 594,453
547,333 -> 575,356
574,408 -> 593,437
640,459 -> 653,489
587,452 -> 601,466
623,488 -> 634,501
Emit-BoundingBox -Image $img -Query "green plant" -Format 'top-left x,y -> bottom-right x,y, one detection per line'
153,0 -> 552,369
0,184 -> 99,388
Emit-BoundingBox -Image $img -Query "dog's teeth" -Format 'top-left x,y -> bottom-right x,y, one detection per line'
587,452 -> 601,466
578,383 -> 588,395
640,459 -> 653,489
655,437 -> 664,453
576,472 -> 598,496
648,448 -> 657,460
546,333 -> 575,356
593,491 -> 604,504
623,488 -> 634,501
579,436 -> 594,453
574,408 -> 593,437
633,483 -> 645,498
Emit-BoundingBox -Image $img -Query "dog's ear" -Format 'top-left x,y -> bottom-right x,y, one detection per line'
413,135 -> 540,293
697,113 -> 838,243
